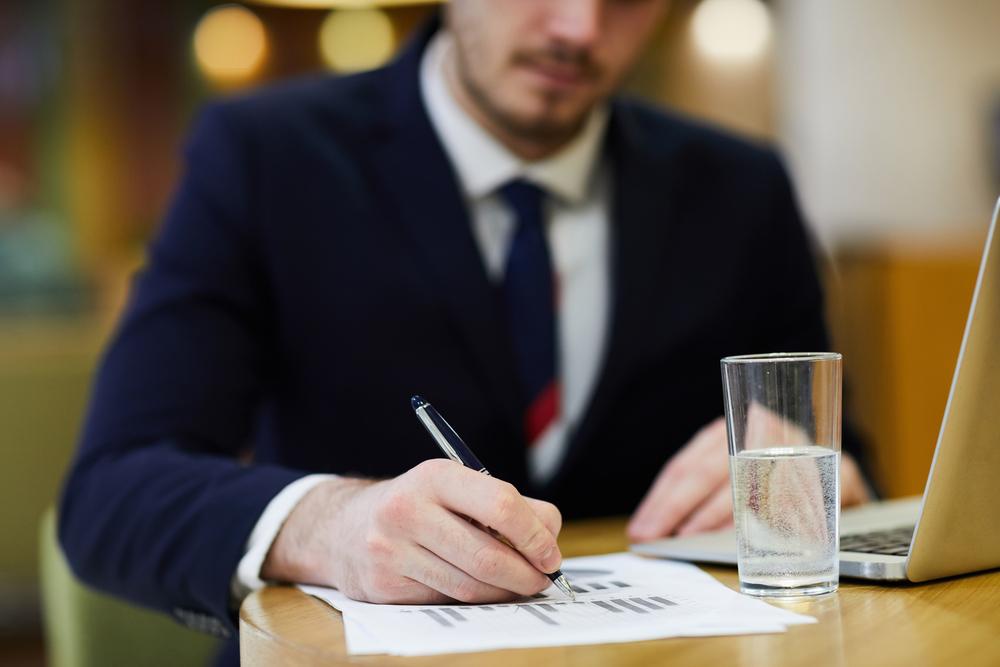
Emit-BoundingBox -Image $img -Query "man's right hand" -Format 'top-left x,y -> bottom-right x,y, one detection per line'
261,459 -> 563,604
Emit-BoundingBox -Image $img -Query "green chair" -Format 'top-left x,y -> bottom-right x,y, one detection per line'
39,508 -> 221,667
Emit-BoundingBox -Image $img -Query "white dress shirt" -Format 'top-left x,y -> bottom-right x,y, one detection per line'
231,31 -> 613,600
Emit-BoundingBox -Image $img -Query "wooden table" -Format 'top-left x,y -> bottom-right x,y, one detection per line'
240,517 -> 1000,666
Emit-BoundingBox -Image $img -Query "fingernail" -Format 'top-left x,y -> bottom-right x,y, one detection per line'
542,546 -> 560,572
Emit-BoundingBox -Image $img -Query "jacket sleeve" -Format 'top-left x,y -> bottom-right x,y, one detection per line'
58,102 -> 305,636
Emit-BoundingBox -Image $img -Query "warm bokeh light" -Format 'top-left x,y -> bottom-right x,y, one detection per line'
318,8 -> 396,73
691,0 -> 771,64
193,4 -> 268,86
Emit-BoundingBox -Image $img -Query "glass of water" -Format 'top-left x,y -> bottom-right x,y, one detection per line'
721,352 -> 841,597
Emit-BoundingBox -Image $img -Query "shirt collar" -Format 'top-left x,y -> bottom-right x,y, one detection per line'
420,31 -> 608,205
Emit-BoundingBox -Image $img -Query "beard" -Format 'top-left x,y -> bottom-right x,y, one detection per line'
453,41 -> 605,147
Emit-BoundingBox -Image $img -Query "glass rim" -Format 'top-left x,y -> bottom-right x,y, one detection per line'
721,352 -> 842,364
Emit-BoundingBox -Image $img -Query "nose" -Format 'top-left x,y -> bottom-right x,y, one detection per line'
544,0 -> 601,48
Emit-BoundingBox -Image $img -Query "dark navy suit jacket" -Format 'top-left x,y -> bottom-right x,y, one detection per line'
59,21 -> 862,657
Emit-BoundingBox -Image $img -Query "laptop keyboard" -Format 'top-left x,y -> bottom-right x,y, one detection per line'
840,526 -> 915,556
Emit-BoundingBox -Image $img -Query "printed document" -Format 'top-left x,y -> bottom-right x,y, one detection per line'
300,553 -> 816,656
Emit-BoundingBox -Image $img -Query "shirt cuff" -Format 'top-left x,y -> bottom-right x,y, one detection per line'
230,473 -> 338,602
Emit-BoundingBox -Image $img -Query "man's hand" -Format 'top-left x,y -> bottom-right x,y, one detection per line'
626,416 -> 871,542
261,459 -> 562,604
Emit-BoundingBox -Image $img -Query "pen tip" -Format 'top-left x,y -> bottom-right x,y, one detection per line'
555,575 -> 576,601
410,395 -> 428,411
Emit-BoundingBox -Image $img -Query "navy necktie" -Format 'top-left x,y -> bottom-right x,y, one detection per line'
498,179 -> 560,448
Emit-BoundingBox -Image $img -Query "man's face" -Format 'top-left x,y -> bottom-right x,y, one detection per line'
446,0 -> 669,143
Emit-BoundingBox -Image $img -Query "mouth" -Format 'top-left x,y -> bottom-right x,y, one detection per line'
517,58 -> 594,92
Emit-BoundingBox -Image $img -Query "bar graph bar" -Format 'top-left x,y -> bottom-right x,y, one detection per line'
631,597 -> 664,610
611,598 -> 648,614
521,605 -> 559,626
419,609 -> 452,628
440,608 -> 466,622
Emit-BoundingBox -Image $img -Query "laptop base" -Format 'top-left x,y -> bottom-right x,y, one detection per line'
630,496 -> 920,582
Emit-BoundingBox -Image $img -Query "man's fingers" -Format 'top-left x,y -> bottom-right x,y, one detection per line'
629,452 -> 697,536
399,545 -> 517,604
627,417 -> 729,541
762,457 -> 827,543
628,474 -> 706,541
675,485 -> 734,536
840,453 -> 870,507
419,461 -> 562,573
364,575 -> 452,606
524,497 -> 562,537
416,506 -> 551,596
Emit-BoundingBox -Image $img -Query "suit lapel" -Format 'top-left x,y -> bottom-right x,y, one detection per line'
545,102 -> 683,489
365,27 -> 524,447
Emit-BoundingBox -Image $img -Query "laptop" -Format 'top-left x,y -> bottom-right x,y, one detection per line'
632,197 -> 1000,582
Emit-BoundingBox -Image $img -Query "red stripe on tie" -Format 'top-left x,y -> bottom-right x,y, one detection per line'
525,382 -> 560,446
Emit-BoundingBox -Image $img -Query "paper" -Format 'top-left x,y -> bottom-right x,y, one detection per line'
300,553 -> 816,656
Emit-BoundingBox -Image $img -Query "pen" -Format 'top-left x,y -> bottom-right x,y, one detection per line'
410,395 -> 576,601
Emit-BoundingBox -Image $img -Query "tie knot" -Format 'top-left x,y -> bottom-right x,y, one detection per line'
497,179 -> 546,221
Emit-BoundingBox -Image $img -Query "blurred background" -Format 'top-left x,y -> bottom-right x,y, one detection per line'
1,0 -> 998,663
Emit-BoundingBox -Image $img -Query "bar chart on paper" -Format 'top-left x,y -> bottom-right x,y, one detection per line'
300,553 -> 816,656
401,571 -> 686,631
410,595 -> 678,625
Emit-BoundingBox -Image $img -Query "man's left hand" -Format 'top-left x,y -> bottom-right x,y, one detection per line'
626,416 -> 871,542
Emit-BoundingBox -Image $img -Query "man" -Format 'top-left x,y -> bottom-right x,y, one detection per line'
60,0 -> 870,658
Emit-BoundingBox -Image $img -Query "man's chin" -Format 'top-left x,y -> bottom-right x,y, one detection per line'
461,72 -> 598,150
499,104 -> 593,145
